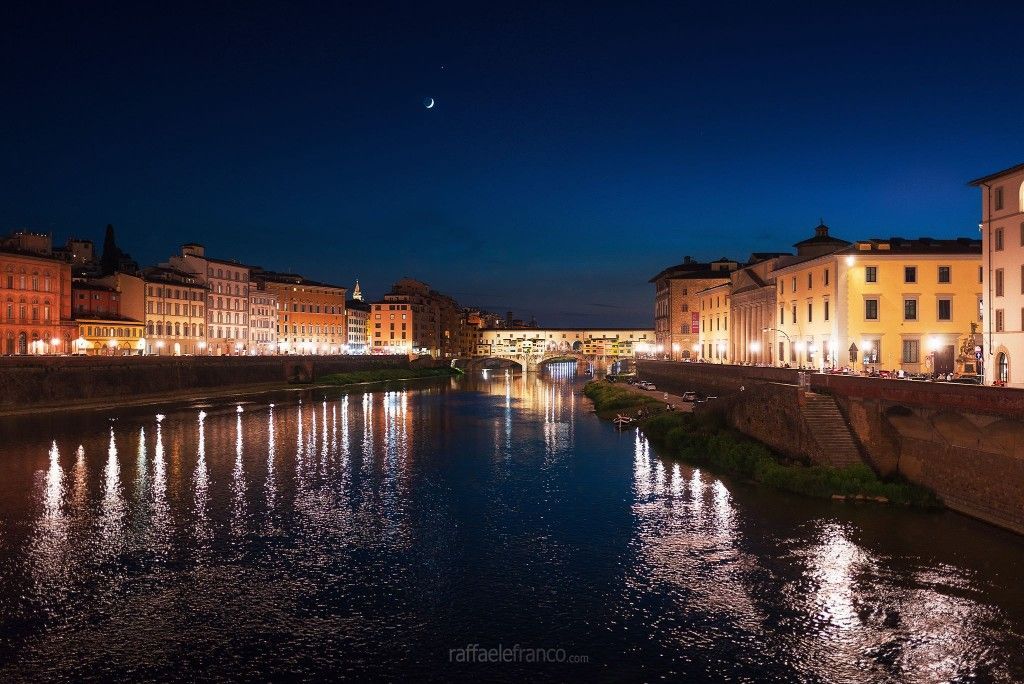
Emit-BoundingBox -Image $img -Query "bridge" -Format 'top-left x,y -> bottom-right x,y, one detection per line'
462,349 -> 634,373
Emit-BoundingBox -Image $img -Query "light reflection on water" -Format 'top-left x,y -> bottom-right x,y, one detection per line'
1,372 -> 1023,682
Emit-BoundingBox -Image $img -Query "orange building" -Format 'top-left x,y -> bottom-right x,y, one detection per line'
0,243 -> 74,355
254,271 -> 347,354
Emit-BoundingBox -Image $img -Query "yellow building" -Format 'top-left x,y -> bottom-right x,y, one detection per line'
73,317 -> 146,355
771,234 -> 982,374
697,282 -> 731,361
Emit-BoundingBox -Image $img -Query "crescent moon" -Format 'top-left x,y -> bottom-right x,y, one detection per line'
424,97 -> 435,109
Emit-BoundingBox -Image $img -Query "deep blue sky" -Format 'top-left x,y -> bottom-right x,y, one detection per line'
3,2 -> 1023,326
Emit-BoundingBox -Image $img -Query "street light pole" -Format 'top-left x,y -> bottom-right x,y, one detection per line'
762,327 -> 790,366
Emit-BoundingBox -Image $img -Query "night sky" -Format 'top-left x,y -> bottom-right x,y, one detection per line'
3,3 -> 1024,326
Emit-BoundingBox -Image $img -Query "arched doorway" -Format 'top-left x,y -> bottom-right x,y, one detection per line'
17,332 -> 27,355
998,352 -> 1009,384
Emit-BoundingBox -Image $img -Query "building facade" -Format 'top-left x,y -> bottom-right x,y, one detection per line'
256,272 -> 346,354
373,278 -> 464,357
346,298 -> 370,354
772,233 -> 982,374
0,247 -> 74,355
971,163 -> 1024,385
170,243 -> 251,355
651,257 -> 738,359
248,283 -> 278,355
143,266 -> 208,355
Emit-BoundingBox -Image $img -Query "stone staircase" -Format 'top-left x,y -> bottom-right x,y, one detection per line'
801,393 -> 864,469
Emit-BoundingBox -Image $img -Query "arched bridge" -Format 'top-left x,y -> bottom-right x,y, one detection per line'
462,350 -> 634,373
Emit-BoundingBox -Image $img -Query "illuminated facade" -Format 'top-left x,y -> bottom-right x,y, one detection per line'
248,283 -> 278,355
373,278 -> 464,356
970,163 -> 1024,385
0,238 -> 74,355
771,232 -> 982,373
170,243 -> 251,355
257,272 -> 347,354
697,282 -> 731,361
346,298 -> 370,354
143,266 -> 208,355
73,317 -> 146,355
650,257 -> 738,359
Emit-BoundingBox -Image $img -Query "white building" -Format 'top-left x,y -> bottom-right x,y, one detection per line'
970,163 -> 1024,386
169,243 -> 251,355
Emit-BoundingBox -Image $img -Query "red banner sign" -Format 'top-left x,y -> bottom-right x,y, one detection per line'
690,311 -> 699,334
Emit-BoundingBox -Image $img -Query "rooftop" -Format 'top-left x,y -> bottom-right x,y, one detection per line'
968,162 -> 1024,186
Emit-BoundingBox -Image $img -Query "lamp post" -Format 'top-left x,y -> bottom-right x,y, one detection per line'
928,336 -> 941,378
762,327 -> 791,366
671,342 -> 680,360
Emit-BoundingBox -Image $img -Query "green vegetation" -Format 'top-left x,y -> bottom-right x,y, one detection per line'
583,380 -> 662,416
585,380 -> 939,508
319,366 -> 461,386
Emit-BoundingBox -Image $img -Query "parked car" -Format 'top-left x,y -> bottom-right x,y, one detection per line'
637,381 -> 657,391
949,375 -> 983,385
681,391 -> 698,402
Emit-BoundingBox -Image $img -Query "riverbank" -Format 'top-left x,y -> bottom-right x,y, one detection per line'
0,363 -> 460,418
584,381 -> 939,507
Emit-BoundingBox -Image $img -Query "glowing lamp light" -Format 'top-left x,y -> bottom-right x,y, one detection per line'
794,341 -> 805,351
107,339 -> 117,349
928,337 -> 941,352
50,337 -> 60,347
156,340 -> 165,349
198,340 -> 207,350
671,342 -> 680,353
845,255 -> 855,267
749,341 -> 761,353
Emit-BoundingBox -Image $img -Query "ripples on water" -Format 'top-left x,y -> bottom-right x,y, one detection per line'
1,366 -> 1023,682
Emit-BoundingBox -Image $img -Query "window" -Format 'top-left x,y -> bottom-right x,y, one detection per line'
996,268 -> 1004,297
865,298 -> 879,320
979,265 -> 984,284
904,299 -> 918,321
824,269 -> 829,286
779,307 -> 784,325
865,266 -> 877,283
995,186 -> 1004,211
791,304 -> 797,324
938,266 -> 950,283
807,273 -> 812,289
937,298 -> 952,321
996,309 -> 1005,332
902,339 -> 920,364
998,352 -> 1009,383
807,301 -> 813,322
864,340 -> 880,364
995,227 -> 1004,251
824,300 -> 830,321
904,266 -> 917,283
792,276 -> 796,292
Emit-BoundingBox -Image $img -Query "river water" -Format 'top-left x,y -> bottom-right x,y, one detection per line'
1,365 -> 1023,682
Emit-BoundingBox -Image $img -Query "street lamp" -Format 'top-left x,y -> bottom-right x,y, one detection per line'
671,342 -> 680,360
763,327 -> 791,367
928,336 -> 941,377
198,340 -> 207,354
749,340 -> 761,364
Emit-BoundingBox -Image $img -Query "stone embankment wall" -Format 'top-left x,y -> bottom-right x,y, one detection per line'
638,360 -> 1024,534
0,355 -> 412,408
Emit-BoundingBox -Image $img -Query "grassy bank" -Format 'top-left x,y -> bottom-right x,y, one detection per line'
583,380 -> 663,418
584,381 -> 939,508
319,366 -> 461,386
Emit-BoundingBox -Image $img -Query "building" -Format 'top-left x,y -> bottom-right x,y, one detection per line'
727,254 -> 790,364
475,328 -> 655,357
248,282 -> 278,355
771,226 -> 981,373
373,278 -> 464,357
254,271 -> 346,354
0,234 -> 74,354
371,300 -> 415,354
143,266 -> 208,355
70,276 -> 146,355
169,244 -> 251,355
697,282 -> 731,361
970,163 -> 1024,385
71,316 -> 146,355
346,297 -> 371,354
650,257 -> 739,359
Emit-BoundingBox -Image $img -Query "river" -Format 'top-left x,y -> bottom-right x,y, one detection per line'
1,364 -> 1022,682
